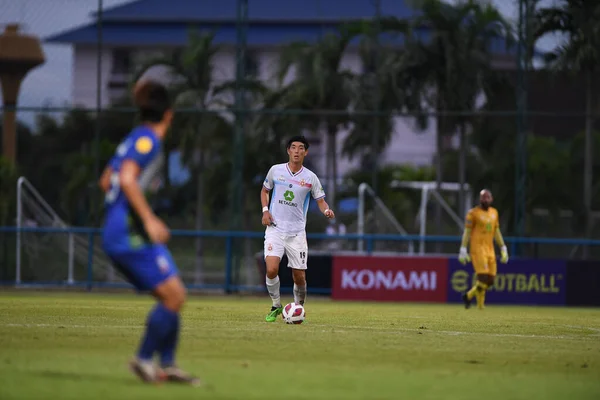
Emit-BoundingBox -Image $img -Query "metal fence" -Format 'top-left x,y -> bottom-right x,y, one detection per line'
2,226 -> 600,293
1,0 -> 599,272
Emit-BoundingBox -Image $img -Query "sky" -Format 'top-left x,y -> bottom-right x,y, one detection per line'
0,0 -> 562,120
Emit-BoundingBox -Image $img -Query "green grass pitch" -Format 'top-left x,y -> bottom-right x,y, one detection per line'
0,291 -> 599,400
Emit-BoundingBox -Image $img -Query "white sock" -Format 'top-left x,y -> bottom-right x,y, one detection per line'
293,283 -> 307,305
266,276 -> 281,307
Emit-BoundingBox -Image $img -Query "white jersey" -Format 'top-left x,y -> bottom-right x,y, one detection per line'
263,163 -> 326,235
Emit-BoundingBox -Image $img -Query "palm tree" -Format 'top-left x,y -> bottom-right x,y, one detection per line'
343,18 -> 428,175
0,155 -> 18,226
274,25 -> 363,209
409,0 -> 513,227
132,30 -> 232,284
534,0 -> 600,250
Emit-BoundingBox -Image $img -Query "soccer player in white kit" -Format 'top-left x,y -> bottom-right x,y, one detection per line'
260,135 -> 335,322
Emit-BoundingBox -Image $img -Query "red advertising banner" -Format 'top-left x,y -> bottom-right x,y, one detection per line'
332,256 -> 448,302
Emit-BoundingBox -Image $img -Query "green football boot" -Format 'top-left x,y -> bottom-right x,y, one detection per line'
265,305 -> 282,322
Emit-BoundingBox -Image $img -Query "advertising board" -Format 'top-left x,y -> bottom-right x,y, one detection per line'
447,259 -> 566,305
332,256 -> 448,302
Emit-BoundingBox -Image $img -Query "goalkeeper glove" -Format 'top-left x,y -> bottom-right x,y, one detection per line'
458,247 -> 471,265
500,246 -> 509,264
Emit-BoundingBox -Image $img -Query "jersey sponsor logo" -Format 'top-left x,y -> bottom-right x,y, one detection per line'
156,255 -> 170,274
283,191 -> 295,201
135,136 -> 153,154
340,269 -> 438,291
279,190 -> 298,207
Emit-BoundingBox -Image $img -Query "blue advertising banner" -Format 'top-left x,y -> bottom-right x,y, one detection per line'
447,259 -> 566,305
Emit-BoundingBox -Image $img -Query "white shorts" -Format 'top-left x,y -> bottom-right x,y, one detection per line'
264,229 -> 308,270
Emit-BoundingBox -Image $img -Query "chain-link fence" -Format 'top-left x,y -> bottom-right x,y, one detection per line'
1,0 -> 599,285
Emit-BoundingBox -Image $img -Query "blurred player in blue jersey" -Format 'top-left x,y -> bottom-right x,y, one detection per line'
99,80 -> 200,386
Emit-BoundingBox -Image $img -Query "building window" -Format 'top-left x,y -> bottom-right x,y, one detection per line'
245,50 -> 259,78
112,49 -> 132,74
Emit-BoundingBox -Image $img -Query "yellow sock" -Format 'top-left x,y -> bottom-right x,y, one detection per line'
477,290 -> 486,309
476,289 -> 487,309
475,282 -> 488,309
467,285 -> 478,300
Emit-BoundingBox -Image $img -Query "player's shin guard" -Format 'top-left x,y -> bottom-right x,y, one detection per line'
476,290 -> 486,309
467,285 -> 478,300
138,303 -> 178,362
475,281 -> 488,309
266,276 -> 281,307
293,283 -> 307,305
159,311 -> 180,368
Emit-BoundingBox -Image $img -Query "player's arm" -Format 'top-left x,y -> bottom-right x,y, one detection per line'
98,165 -> 113,193
312,176 -> 334,218
316,198 -> 334,218
260,186 -> 270,210
458,211 -> 473,264
494,228 -> 506,248
118,135 -> 169,243
494,219 -> 509,263
119,160 -> 155,223
461,227 -> 472,249
261,168 -> 275,226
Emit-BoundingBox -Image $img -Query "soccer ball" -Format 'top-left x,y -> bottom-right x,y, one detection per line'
282,302 -> 305,324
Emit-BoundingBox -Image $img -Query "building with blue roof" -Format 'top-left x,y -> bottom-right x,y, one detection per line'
45,0 -> 523,177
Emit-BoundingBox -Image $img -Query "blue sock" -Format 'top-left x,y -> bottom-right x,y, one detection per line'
137,303 -> 178,361
160,312 -> 180,367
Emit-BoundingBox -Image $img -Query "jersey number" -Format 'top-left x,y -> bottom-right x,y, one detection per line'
105,172 -> 120,204
299,251 -> 306,260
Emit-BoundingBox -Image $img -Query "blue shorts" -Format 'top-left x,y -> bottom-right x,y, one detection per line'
106,244 -> 179,292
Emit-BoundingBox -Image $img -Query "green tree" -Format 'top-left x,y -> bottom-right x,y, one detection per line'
408,0 -> 513,229
343,18 -> 428,173
0,155 -> 18,225
25,107 -> 133,225
132,30 -> 233,284
275,25 -> 363,209
534,0 -> 600,249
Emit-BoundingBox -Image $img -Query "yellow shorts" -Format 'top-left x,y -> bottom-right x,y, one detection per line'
471,252 -> 497,276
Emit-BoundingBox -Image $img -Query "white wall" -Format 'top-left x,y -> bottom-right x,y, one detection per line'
71,44 -> 441,179
256,47 -> 438,179
72,45 -> 112,108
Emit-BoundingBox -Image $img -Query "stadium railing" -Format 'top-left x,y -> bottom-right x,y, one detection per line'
1,226 -> 600,293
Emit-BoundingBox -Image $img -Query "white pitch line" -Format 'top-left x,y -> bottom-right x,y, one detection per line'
562,325 -> 600,337
308,323 -> 586,340
2,323 -> 138,329
2,322 -> 599,341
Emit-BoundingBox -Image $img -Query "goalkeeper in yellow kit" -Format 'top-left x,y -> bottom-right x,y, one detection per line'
458,189 -> 509,309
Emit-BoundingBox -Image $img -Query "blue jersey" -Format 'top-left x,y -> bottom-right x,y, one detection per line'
102,126 -> 163,254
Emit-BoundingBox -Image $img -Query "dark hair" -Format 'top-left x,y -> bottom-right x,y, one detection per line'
286,135 -> 309,150
133,80 -> 172,123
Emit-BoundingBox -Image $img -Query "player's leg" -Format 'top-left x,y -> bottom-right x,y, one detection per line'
110,246 -> 199,385
474,274 -> 488,309
291,268 -> 307,305
285,233 -> 308,306
264,234 -> 284,322
150,246 -> 200,386
463,253 -> 487,309
477,256 -> 497,310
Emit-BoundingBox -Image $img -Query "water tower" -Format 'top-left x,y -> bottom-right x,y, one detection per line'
0,24 -> 45,164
